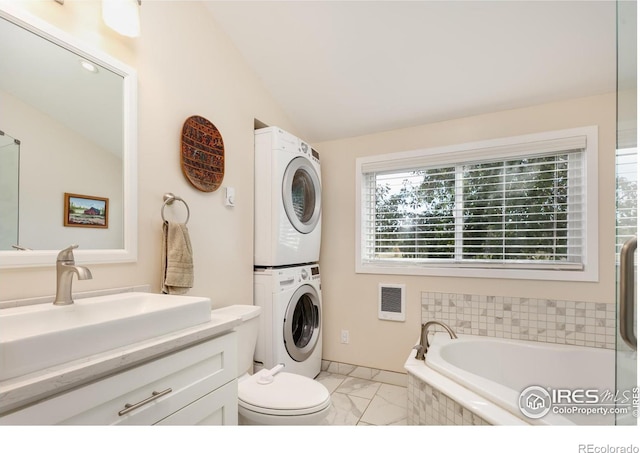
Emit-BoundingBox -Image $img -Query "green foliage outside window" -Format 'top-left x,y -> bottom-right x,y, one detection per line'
373,155 -> 579,263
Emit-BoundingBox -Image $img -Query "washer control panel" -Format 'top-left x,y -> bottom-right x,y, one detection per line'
274,265 -> 321,289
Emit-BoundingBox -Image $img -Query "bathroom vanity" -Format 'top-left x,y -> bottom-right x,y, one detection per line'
0,297 -> 242,425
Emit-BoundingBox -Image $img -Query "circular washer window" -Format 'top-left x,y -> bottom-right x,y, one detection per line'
283,284 -> 321,362
282,156 -> 321,234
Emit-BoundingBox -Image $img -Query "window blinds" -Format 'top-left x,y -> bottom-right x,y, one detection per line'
361,136 -> 587,270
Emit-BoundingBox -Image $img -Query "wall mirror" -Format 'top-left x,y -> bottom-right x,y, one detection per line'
0,5 -> 137,268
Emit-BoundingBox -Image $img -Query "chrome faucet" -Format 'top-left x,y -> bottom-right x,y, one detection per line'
53,245 -> 92,305
414,320 -> 458,360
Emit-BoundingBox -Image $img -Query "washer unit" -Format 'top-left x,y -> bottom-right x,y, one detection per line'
253,264 -> 322,379
254,127 -> 322,267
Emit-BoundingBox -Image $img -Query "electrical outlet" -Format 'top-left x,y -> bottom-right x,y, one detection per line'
340,330 -> 350,344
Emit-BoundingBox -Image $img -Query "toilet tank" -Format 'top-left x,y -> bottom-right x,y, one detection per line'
211,304 -> 261,377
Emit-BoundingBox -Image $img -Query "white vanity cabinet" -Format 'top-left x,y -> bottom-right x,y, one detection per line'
0,331 -> 238,425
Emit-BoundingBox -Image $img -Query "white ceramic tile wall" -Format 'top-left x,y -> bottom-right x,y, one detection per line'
421,292 -> 616,349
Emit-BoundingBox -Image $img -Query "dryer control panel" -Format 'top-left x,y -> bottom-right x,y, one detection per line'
263,127 -> 320,163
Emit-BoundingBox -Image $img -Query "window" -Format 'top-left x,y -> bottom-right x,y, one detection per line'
615,146 -> 637,262
356,127 -> 599,281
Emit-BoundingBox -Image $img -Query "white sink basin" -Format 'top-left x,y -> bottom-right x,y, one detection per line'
0,292 -> 211,381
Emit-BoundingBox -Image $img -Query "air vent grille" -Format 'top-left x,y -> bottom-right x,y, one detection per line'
378,284 -> 405,321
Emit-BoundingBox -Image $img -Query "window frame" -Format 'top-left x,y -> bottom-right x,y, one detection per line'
355,126 -> 599,282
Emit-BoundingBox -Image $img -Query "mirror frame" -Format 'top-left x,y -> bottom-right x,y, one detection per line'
0,4 -> 138,268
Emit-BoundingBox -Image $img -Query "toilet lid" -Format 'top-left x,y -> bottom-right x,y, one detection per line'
239,371 -> 330,412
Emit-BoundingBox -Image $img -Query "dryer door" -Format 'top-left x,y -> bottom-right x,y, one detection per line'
282,156 -> 321,234
283,284 -> 321,362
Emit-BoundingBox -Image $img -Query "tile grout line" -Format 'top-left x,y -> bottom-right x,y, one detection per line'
317,372 -> 407,425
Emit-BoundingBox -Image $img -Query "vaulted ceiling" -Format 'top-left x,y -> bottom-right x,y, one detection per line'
203,1 -> 617,142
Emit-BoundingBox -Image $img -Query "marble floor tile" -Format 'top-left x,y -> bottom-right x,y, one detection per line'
316,371 -> 347,394
326,362 -> 357,376
349,366 -> 376,380
372,370 -> 409,387
359,384 -> 407,426
321,392 -> 371,425
335,376 -> 382,399
375,383 -> 408,407
316,370 -> 408,426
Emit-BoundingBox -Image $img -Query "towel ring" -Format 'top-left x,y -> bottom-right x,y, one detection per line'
161,193 -> 190,224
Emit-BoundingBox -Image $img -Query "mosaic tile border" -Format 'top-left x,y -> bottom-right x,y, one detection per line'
421,292 -> 616,349
407,372 -> 490,426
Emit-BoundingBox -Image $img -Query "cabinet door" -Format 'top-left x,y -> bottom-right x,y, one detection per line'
0,332 -> 237,425
155,380 -> 238,425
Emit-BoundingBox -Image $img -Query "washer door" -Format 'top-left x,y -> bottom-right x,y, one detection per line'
283,284 -> 321,362
282,156 -> 321,234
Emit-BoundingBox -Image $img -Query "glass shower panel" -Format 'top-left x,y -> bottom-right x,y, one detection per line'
0,130 -> 19,250
615,0 -> 637,426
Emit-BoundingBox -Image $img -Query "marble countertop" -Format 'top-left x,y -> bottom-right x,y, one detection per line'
0,313 -> 241,416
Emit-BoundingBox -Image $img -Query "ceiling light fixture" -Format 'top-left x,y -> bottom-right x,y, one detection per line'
102,0 -> 141,38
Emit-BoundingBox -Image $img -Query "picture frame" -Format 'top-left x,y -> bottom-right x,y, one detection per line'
64,193 -> 109,228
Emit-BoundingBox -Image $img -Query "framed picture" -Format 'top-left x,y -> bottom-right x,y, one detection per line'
64,193 -> 109,228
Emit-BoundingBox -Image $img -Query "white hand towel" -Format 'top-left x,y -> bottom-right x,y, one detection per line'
161,221 -> 194,295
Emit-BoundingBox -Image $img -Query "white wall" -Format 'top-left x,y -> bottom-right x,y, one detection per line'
0,0 -> 297,308
316,93 -> 616,373
0,1 -> 619,377
1,89 -> 123,250
0,132 -> 19,250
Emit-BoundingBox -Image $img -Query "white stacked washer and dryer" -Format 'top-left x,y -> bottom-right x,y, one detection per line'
253,126 -> 323,379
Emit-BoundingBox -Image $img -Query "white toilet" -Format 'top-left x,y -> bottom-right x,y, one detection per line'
212,304 -> 331,425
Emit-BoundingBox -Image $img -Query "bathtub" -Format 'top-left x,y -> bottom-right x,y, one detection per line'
405,333 -> 616,425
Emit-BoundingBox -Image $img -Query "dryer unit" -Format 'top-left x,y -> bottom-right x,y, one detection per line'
254,127 -> 322,267
253,264 -> 322,379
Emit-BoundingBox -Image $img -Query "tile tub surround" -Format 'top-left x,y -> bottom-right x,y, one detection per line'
407,372 -> 490,426
421,292 -> 616,349
410,292 -> 618,426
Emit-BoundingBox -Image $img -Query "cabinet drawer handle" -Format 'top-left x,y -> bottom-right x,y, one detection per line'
118,388 -> 173,416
